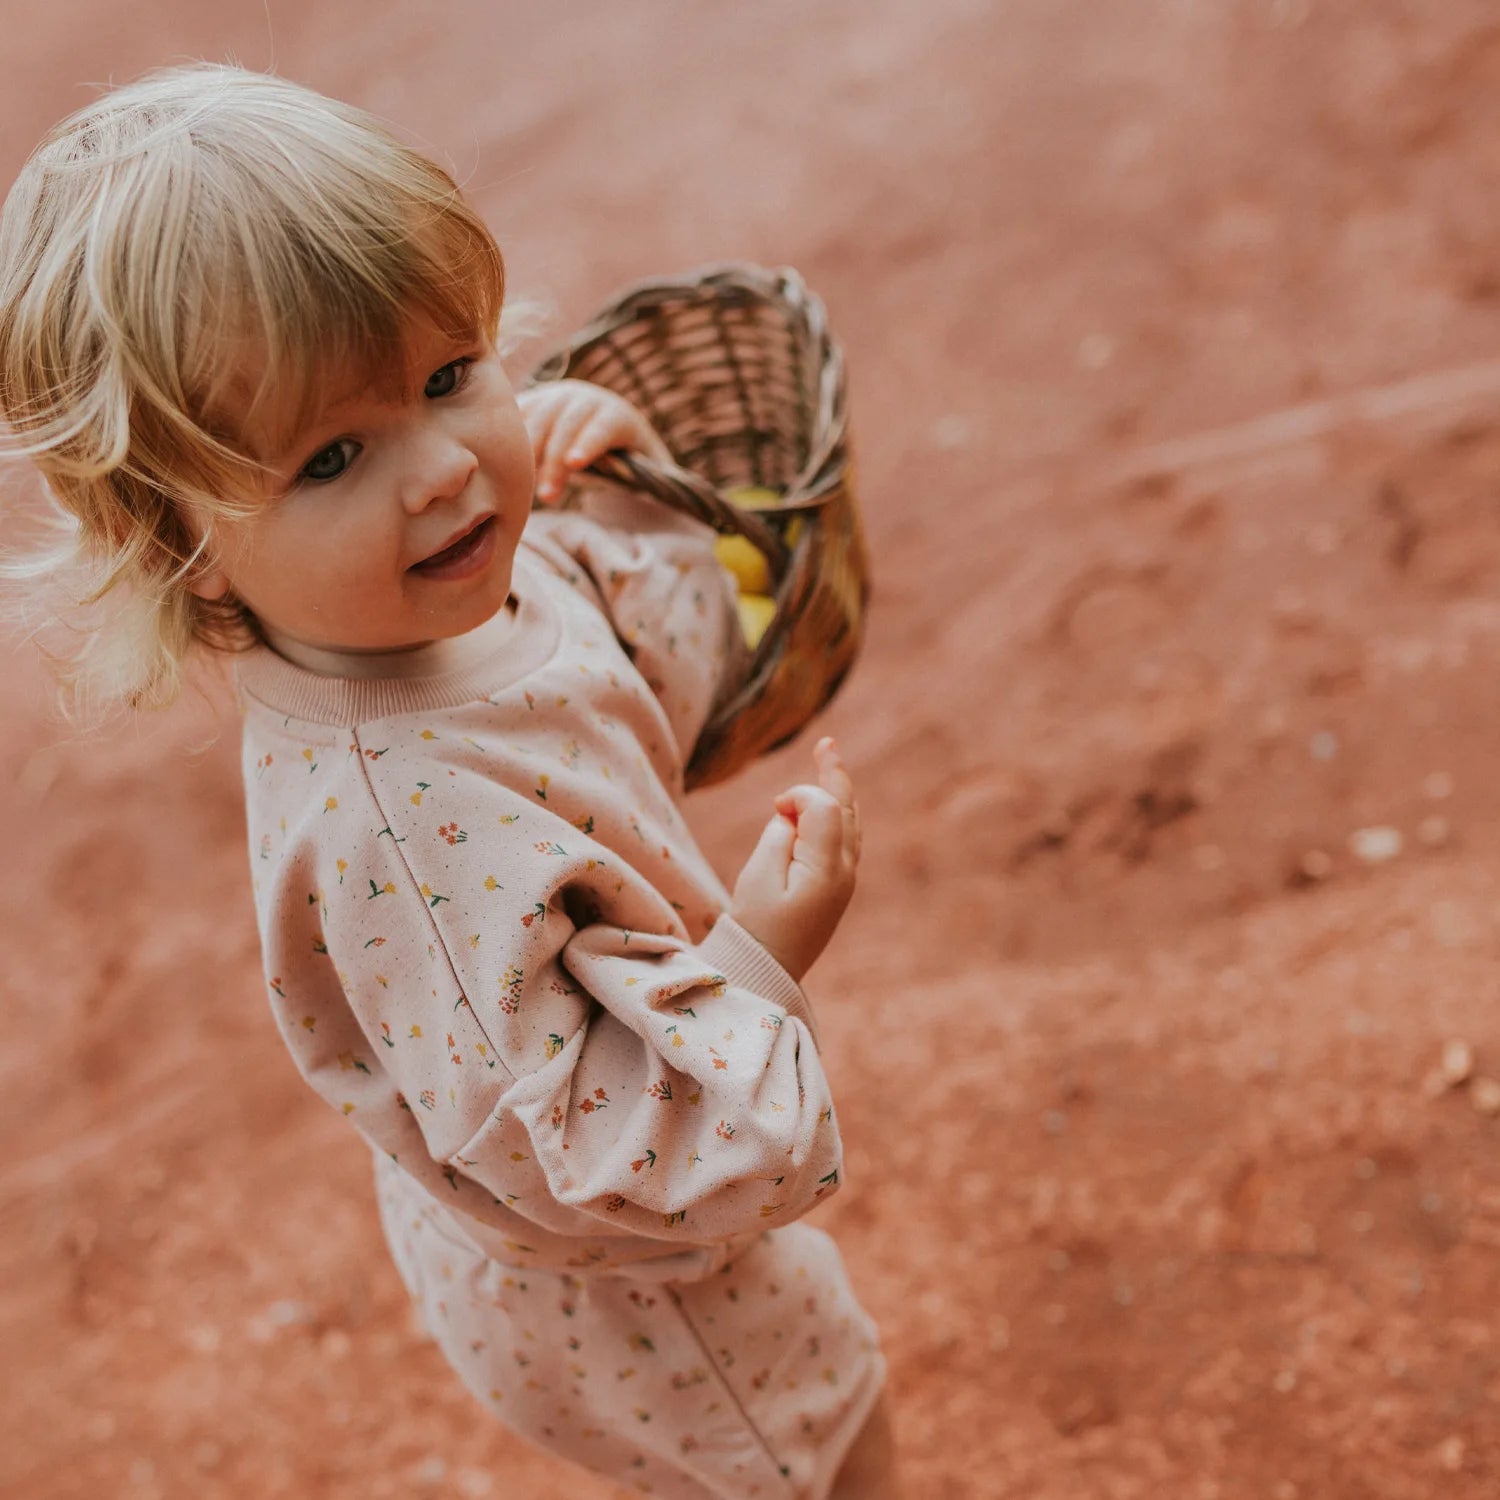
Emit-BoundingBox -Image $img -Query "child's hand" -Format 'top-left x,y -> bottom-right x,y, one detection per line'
729,738 -> 861,982
518,379 -> 671,504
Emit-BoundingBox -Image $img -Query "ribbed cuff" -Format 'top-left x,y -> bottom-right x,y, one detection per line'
696,916 -> 820,1045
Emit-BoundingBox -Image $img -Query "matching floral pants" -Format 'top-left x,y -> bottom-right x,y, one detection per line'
374,1156 -> 886,1499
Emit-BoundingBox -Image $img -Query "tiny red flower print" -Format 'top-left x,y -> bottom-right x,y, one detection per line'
709,1048 -> 728,1071
362,936 -> 386,949
447,1033 -> 462,1065
417,1089 -> 436,1111
379,1022 -> 395,1048
645,1080 -> 673,1103
760,1014 -> 782,1030
364,746 -> 389,759
520,903 -> 546,928
255,753 -> 273,778
259,834 -> 272,861
533,840 -> 568,857
438,822 -> 467,845
499,965 -> 524,1015
604,1194 -> 626,1213
631,1150 -> 657,1173
577,1087 -> 610,1115
715,1120 -> 736,1141
551,1105 -> 564,1129
268,976 -> 285,997
524,690 -> 536,711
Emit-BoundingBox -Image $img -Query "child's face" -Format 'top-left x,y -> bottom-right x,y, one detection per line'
193,319 -> 534,658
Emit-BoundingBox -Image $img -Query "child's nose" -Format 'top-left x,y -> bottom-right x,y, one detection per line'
402,433 -> 479,513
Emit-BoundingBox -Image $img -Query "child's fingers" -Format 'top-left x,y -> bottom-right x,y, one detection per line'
774,785 -> 844,873
813,738 -> 861,866
745,808 -> 797,889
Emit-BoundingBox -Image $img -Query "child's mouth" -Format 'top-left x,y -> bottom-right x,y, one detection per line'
410,516 -> 497,580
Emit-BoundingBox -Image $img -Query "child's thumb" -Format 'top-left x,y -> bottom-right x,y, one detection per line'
744,809 -> 797,885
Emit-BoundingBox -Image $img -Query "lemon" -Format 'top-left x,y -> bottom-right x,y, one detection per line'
736,593 -> 777,648
725,484 -> 783,510
713,534 -> 772,595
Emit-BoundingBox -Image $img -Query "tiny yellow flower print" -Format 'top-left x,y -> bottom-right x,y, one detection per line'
335,858 -> 348,883
341,1102 -> 355,1115
509,1150 -> 529,1162
546,1033 -> 566,1058
419,883 -> 449,908
324,797 -> 338,813
468,934 -> 481,949
572,813 -> 595,835
367,879 -> 397,900
535,773 -> 550,801
759,1203 -> 783,1218
420,729 -> 438,740
410,780 -> 431,806
499,813 -> 521,824
300,1015 -> 316,1031
484,875 -> 502,891
409,1024 -> 423,1039
302,747 -> 318,771
686,1090 -> 701,1106
375,975 -> 389,988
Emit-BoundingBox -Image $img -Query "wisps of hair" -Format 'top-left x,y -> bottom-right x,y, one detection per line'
0,61 -> 511,718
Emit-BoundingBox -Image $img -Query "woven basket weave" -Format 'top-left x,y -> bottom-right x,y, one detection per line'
528,263 -> 870,789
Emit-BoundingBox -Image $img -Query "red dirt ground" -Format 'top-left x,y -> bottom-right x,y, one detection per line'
7,2 -> 1500,1496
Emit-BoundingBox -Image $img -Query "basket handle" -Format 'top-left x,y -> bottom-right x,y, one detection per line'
584,450 -> 792,580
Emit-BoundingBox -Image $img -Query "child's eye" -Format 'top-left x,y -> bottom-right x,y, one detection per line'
425,358 -> 474,400
300,438 -> 360,484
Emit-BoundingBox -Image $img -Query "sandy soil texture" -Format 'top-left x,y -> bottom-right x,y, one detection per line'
6,2 -> 1500,1495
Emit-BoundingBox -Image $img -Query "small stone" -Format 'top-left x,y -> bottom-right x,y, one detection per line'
1423,772 -> 1454,800
1078,333 -> 1115,370
1437,1435 -> 1466,1472
1349,826 -> 1402,864
1418,816 -> 1451,849
409,1456 -> 447,1487
1471,1077 -> 1500,1116
1309,730 -> 1339,761
931,415 -> 970,451
1442,1039 -> 1475,1085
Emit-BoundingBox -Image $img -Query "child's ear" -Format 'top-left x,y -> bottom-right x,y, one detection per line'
188,564 -> 232,601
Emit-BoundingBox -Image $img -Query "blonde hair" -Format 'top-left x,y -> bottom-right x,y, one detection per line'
0,62 -> 509,715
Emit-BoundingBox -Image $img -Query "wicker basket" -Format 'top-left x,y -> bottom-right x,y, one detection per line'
528,263 -> 870,789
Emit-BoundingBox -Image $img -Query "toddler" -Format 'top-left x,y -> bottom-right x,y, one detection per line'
0,64 -> 894,1499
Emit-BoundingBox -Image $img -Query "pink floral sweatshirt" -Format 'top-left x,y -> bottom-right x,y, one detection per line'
237,491 -> 843,1282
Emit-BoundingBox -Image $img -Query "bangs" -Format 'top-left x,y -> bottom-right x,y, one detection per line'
189,187 -> 505,469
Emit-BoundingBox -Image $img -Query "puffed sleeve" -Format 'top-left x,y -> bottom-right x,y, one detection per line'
251,744 -> 843,1249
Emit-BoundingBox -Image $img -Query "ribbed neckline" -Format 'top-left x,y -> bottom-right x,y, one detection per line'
235,548 -> 562,726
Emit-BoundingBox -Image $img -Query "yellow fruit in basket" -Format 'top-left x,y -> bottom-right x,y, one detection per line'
736,593 -> 777,648
725,484 -> 783,509
713,534 -> 772,595
726,483 -> 805,548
